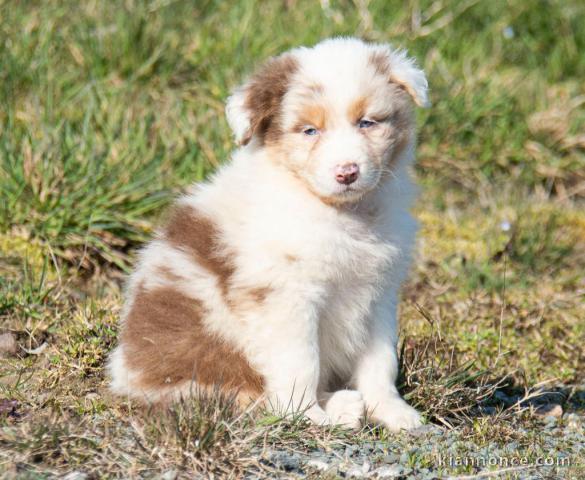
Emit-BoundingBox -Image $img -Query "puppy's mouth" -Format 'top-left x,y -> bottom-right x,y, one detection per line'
331,183 -> 370,201
341,186 -> 361,195
336,179 -> 374,194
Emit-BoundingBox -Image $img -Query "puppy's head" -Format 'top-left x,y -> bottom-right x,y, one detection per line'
226,38 -> 429,204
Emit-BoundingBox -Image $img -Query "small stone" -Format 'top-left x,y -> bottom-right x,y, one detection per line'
306,459 -> 330,471
382,453 -> 400,464
346,460 -> 371,478
267,451 -> 301,471
565,413 -> 581,429
409,424 -> 438,437
544,414 -> 558,425
494,390 -> 512,403
373,442 -> 386,452
362,442 -> 374,452
0,333 -> 17,357
346,466 -> 365,478
373,464 -> 404,478
345,445 -> 358,457
0,399 -> 19,418
161,470 -> 177,480
505,441 -> 519,452
62,473 -> 88,480
479,406 -> 497,415
535,404 -> 563,418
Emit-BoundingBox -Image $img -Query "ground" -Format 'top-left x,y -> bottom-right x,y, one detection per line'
0,1 -> 584,478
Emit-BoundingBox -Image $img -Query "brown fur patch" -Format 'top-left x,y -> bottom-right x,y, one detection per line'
385,92 -> 415,167
366,52 -> 416,167
295,104 -> 328,131
348,96 -> 368,124
369,51 -> 420,106
248,286 -> 272,303
163,205 -> 235,296
122,286 -> 264,397
369,51 -> 391,77
156,266 -> 184,282
243,54 -> 299,145
226,285 -> 274,312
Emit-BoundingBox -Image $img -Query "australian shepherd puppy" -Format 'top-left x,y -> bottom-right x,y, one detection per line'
109,38 -> 429,431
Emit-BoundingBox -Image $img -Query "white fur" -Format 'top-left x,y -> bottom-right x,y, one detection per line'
110,38 -> 428,431
225,86 -> 251,145
386,47 -> 430,107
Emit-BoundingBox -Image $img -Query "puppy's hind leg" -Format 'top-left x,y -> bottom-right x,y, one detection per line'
260,335 -> 331,425
246,302 -> 331,426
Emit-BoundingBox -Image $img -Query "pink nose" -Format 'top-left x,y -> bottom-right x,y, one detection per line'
335,163 -> 360,185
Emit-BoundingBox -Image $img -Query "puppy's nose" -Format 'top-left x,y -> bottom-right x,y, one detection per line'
335,163 -> 360,185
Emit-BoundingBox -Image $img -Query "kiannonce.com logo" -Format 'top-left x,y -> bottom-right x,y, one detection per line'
437,455 -> 572,468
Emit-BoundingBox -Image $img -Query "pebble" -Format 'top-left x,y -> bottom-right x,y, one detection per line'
494,390 -> 514,405
345,445 -> 358,457
267,451 -> 301,471
382,453 -> 400,463
536,403 -> 563,418
0,333 -> 17,357
0,399 -> 19,418
409,424 -> 439,437
161,470 -> 178,480
565,413 -> 581,429
373,464 -> 404,478
505,441 -> 519,452
544,415 -> 558,427
479,405 -> 497,415
306,458 -> 330,472
345,460 -> 371,478
62,473 -> 88,480
373,442 -> 386,452
346,467 -> 365,478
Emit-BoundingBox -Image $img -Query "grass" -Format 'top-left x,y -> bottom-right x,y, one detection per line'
1,0 -> 584,478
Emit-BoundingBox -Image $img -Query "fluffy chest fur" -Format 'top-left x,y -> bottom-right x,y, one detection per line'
191,149 -> 406,290
184,150 -> 416,383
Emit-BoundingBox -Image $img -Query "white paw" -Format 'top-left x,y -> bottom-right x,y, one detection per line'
304,405 -> 332,426
323,390 -> 365,429
369,397 -> 422,432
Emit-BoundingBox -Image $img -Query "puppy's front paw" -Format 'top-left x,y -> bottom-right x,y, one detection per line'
304,405 -> 332,426
324,390 -> 365,429
369,397 -> 422,432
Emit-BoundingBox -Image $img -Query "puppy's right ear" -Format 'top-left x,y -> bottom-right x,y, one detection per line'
225,54 -> 298,146
225,86 -> 252,146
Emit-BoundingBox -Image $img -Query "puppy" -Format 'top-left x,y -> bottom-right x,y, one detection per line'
109,37 -> 429,431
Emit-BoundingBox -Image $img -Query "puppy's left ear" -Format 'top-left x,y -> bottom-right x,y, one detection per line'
225,53 -> 298,146
380,48 -> 430,108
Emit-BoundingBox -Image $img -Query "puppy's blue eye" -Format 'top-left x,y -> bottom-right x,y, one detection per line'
303,127 -> 319,136
358,119 -> 376,129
